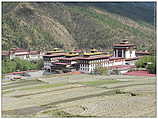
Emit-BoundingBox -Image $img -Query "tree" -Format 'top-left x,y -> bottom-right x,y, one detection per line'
2,58 -> 44,74
36,59 -> 44,69
2,60 -> 16,73
147,62 -> 156,74
135,56 -> 156,74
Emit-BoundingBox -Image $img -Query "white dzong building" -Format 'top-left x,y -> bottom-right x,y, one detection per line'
113,40 -> 136,58
78,56 -> 125,73
42,40 -> 138,74
79,40 -> 138,73
113,40 -> 138,65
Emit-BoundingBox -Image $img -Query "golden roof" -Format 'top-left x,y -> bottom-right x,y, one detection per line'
65,52 -> 79,56
83,52 -> 103,56
53,48 -> 60,50
91,49 -> 97,52
47,48 -> 64,53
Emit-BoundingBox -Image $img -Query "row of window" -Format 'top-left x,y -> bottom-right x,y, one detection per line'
80,61 -> 124,67
80,61 -> 125,72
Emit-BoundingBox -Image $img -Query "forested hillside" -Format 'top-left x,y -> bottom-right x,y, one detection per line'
2,2 -> 156,52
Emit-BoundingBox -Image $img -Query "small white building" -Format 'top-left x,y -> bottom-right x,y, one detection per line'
9,48 -> 29,60
28,51 -> 43,61
2,48 -> 43,61
113,40 -> 136,58
113,40 -> 138,65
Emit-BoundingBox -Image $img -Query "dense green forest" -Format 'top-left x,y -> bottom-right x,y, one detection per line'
2,2 -> 156,52
2,58 -> 43,74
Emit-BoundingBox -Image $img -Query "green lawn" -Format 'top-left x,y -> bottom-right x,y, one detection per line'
2,90 -> 14,94
20,83 -> 69,90
37,109 -> 96,117
79,80 -> 120,86
18,79 -> 120,90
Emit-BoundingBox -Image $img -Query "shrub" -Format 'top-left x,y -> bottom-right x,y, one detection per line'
111,69 -> 120,75
135,56 -> 156,74
147,62 -> 156,74
94,67 -> 108,75
2,60 -> 16,73
36,59 -> 44,69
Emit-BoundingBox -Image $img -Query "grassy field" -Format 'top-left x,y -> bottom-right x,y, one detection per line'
79,79 -> 120,86
2,74 -> 156,117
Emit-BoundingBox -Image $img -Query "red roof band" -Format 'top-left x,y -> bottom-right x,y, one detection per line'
12,71 -> 26,74
2,48 -> 41,56
79,55 -> 110,60
10,48 -> 28,52
2,51 -> 10,56
136,51 -> 150,55
29,51 -> 40,55
109,57 -> 125,61
58,57 -> 81,61
113,44 -> 135,47
53,62 -> 68,65
124,71 -> 156,77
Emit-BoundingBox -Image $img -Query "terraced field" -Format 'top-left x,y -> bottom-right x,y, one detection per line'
2,74 -> 156,117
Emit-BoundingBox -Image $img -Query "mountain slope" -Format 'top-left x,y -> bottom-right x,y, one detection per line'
67,2 -> 155,25
2,2 -> 156,51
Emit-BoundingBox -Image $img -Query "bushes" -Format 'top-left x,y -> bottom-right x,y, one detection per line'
35,59 -> 44,69
94,67 -> 108,75
2,60 -> 16,74
111,69 -> 120,75
135,56 -> 156,74
135,56 -> 155,68
147,62 -> 156,74
2,58 -> 44,74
